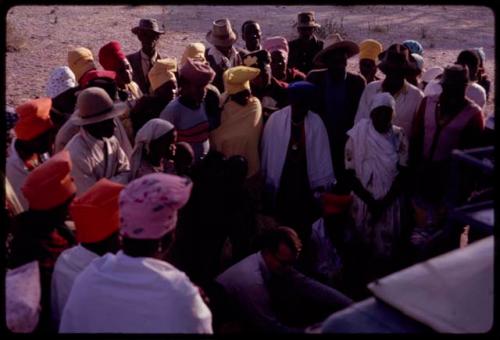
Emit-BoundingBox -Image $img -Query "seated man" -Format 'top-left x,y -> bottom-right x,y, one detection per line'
216,226 -> 352,333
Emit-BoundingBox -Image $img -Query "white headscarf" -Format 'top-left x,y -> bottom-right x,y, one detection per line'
370,92 -> 396,112
46,66 -> 77,98
129,119 -> 175,180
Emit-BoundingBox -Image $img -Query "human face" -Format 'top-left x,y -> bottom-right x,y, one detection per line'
370,106 -> 393,134
359,58 -> 377,81
84,118 -> 116,139
181,81 -> 208,105
116,59 -> 133,86
270,51 -> 287,80
268,243 -> 300,274
149,130 -> 177,165
243,23 -> 262,51
137,30 -> 161,56
327,50 -> 348,75
298,26 -> 314,40
154,79 -> 177,102
30,128 -> 55,155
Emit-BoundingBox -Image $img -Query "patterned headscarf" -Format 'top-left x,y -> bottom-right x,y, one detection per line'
119,173 -> 192,239
46,66 -> 77,98
402,40 -> 423,56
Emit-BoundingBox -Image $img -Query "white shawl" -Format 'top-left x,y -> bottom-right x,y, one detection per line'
129,118 -> 174,181
261,106 -> 335,196
346,118 -> 399,199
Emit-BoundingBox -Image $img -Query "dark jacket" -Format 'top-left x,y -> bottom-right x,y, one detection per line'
288,36 -> 324,75
126,50 -> 162,95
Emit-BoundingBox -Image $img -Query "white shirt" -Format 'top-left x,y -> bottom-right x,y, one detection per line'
354,80 -> 424,137
51,245 -> 99,328
59,251 -> 212,333
65,129 -> 130,196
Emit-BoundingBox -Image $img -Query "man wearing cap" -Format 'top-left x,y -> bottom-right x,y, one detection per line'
242,49 -> 289,118
99,40 -> 144,144
205,18 -> 243,92
51,179 -> 123,329
238,20 -> 263,58
210,66 -> 262,178
410,65 -> 484,233
60,173 -> 212,333
358,39 -> 383,84
345,92 -> 409,278
264,36 -> 306,84
261,81 -> 335,242
130,58 -> 178,134
6,97 -> 56,211
127,18 -> 165,94
65,87 -> 130,196
8,150 -> 77,332
307,39 -> 366,192
288,12 -> 324,75
160,58 -> 216,163
355,44 -> 424,143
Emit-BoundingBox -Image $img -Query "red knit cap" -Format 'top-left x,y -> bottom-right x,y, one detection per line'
21,150 -> 77,210
70,178 -> 124,243
14,98 -> 54,141
98,41 -> 126,72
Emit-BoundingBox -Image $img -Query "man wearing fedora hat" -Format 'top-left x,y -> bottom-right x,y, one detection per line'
288,12 -> 324,75
307,39 -> 366,192
127,18 -> 165,94
205,18 -> 243,92
355,44 -> 424,140
65,87 -> 130,196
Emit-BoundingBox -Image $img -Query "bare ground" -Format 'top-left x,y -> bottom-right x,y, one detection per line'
6,5 -> 495,114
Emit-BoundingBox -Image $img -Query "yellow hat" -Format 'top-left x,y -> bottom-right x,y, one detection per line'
223,66 -> 260,95
148,58 -> 178,92
359,39 -> 383,61
181,43 -> 206,65
68,47 -> 96,82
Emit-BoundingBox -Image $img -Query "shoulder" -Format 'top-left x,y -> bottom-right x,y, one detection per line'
306,68 -> 328,83
406,82 -> 424,98
126,51 -> 141,62
347,72 -> 366,84
289,38 -> 300,48
216,253 -> 261,287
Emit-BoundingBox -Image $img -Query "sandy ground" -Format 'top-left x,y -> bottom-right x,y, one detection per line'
6,5 -> 495,114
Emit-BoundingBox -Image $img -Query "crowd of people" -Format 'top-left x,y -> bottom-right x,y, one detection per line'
4,11 -> 494,334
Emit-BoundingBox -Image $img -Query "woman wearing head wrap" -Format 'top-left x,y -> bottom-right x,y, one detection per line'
345,92 -> 408,278
129,118 -> 177,181
210,66 -> 263,178
263,36 -> 306,83
46,66 -> 79,133
60,173 -> 213,333
358,39 -> 383,83
8,150 -> 77,332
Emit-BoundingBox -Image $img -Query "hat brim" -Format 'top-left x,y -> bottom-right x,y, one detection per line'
313,41 -> 360,66
206,31 -> 238,47
131,26 -> 165,35
297,22 -> 321,28
71,102 -> 127,126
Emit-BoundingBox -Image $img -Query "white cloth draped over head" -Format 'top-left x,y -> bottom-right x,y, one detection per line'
370,92 -> 396,112
129,118 -> 175,180
346,118 -> 399,199
261,105 -> 335,199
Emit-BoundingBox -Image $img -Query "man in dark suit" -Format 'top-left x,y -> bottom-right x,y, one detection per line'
288,12 -> 324,75
307,40 -> 366,192
127,18 -> 164,95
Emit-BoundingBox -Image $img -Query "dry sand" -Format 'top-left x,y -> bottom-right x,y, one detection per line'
6,5 -> 495,114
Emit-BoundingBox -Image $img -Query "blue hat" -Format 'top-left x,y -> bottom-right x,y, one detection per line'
402,40 -> 423,56
287,81 -> 318,104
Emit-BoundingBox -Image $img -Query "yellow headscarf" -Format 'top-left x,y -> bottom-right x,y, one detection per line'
359,39 -> 383,61
68,47 -> 96,81
223,66 -> 260,95
181,43 -> 206,65
148,58 -> 177,92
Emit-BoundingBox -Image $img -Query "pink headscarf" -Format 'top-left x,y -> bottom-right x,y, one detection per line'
119,173 -> 192,239
263,36 -> 289,59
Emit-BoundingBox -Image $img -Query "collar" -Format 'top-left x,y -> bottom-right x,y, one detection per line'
377,79 -> 409,98
140,50 -> 158,62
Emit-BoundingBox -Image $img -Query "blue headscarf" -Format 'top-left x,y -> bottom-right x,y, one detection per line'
287,81 -> 318,104
402,40 -> 423,56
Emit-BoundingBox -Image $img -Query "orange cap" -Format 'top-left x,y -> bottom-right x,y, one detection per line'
69,178 -> 124,243
21,150 -> 77,210
321,193 -> 353,216
14,97 -> 54,141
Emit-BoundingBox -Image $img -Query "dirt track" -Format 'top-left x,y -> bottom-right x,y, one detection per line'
6,5 -> 495,114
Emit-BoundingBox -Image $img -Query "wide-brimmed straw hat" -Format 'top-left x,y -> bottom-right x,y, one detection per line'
71,87 -> 127,126
296,12 -> 321,28
131,18 -> 165,35
313,35 -> 359,67
206,18 -> 238,47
